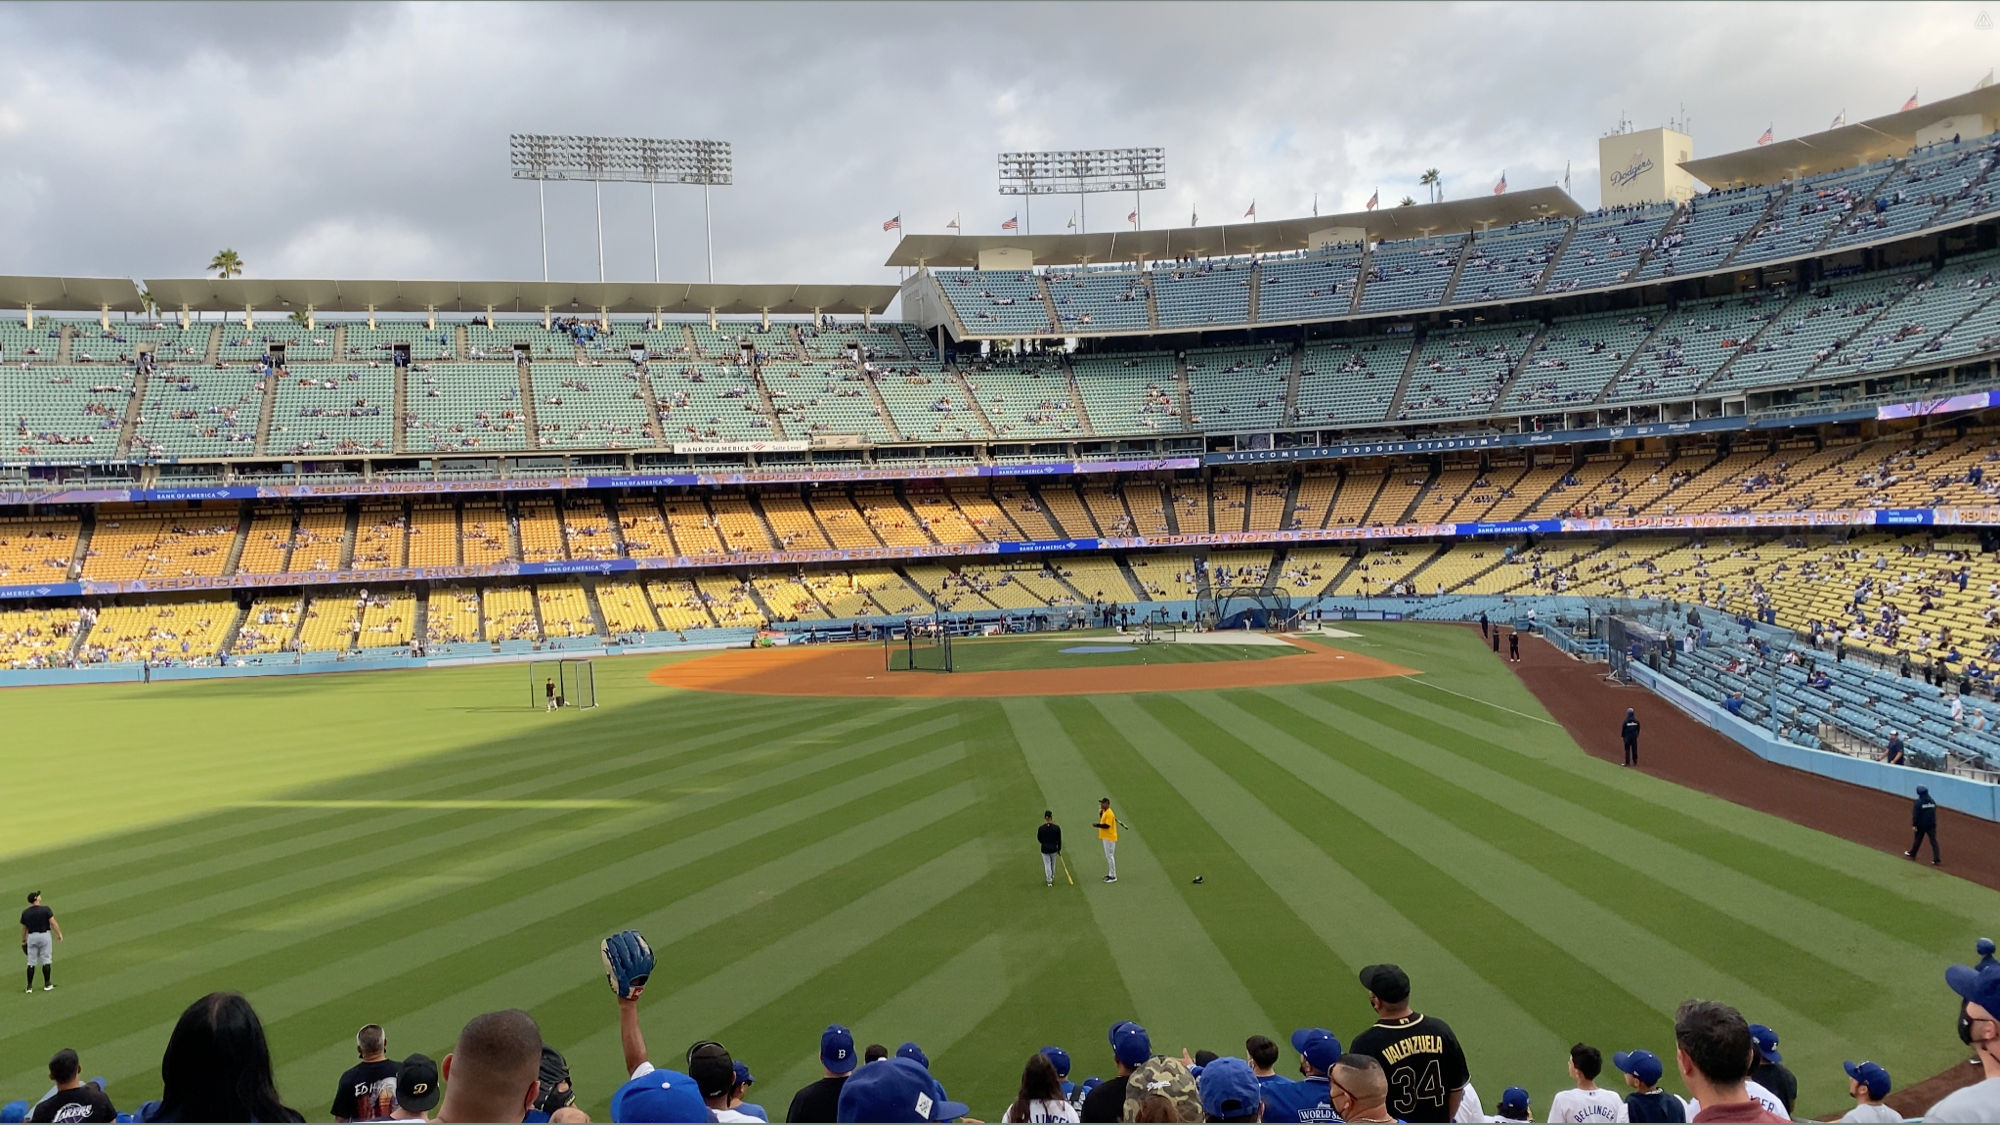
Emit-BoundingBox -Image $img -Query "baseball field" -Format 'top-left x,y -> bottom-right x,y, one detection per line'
2,623 -> 1992,1120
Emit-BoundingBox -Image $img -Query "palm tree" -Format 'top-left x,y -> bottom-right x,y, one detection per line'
1419,168 -> 1441,204
138,288 -> 159,319
1398,196 -> 1417,207
288,308 -> 311,326
209,249 -> 244,279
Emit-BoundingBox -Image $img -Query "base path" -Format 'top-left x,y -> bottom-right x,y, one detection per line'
650,636 -> 1415,698
1505,627 -> 2000,892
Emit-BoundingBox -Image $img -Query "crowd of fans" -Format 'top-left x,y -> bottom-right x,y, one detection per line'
17,939 -> 2000,1124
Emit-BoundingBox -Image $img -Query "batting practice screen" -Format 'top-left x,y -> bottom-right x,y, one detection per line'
884,624 -> 954,672
528,659 -> 599,708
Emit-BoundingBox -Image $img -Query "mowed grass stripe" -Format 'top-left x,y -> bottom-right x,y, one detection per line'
1062,696 -> 1359,1030
40,695 -> 922,891
1338,675 -> 1990,938
0,716 -> 965,1072
1291,685 -> 1953,972
1104,694 -> 1571,1064
1003,698 -> 1274,1044
1175,689 -> 1663,1058
263,772 -> 984,1112
7,731 -> 974,1102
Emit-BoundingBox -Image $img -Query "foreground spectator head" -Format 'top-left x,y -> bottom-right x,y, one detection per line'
1244,1036 -> 1279,1076
0,1102 -> 26,1124
1039,1047 -> 1071,1081
610,1068 -> 709,1124
1123,1055 -> 1200,1122
357,1024 -> 388,1061
395,1055 -> 440,1120
439,1009 -> 543,1125
896,1043 -> 930,1070
48,1049 -> 80,1083
1327,1055 -> 1392,1123
1007,1052 -> 1067,1123
732,1060 -> 755,1096
864,1044 -> 891,1065
1196,1057 -> 1262,1122
1746,1025 -> 1781,1066
1843,1060 -> 1891,1106
152,991 -> 300,1123
1673,999 -> 1762,1114
1494,1086 -> 1532,1121
685,1042 -> 736,1111
1114,1023 -> 1154,1075
1289,1029 -> 1342,1078
821,1026 -> 858,1075
835,1057 -> 967,1123
1612,1048 -> 1664,1090
1357,964 -> 1412,1015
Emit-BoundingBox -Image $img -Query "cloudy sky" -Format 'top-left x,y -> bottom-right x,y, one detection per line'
0,1 -> 1993,293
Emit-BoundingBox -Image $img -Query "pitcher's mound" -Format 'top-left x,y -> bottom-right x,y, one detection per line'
649,637 -> 1417,698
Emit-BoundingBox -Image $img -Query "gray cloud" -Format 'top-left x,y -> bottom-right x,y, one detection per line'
0,0 -> 1989,298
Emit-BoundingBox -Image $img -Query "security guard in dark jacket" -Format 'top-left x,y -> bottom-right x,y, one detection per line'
1907,785 -> 1941,865
1621,708 -> 1641,766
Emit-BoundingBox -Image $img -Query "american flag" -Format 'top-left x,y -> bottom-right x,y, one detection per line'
1492,173 -> 1507,195
1243,200 -> 1257,219
1365,189 -> 1379,211
1127,211 -> 1138,224
1000,215 -> 1018,230
1756,126 -> 1773,146
1190,209 -> 1199,225
945,216 -> 960,231
1903,91 -> 1920,112
1830,110 -> 1846,129
882,215 -> 901,231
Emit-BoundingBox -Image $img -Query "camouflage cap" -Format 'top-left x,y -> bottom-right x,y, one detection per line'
1121,1054 -> 1200,1123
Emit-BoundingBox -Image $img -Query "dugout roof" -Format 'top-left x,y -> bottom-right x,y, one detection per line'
883,188 -> 1585,267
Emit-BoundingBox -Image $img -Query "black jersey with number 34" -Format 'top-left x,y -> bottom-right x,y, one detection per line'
1350,1013 -> 1469,1122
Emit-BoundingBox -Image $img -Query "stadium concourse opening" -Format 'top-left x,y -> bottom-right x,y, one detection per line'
649,633 -> 1416,698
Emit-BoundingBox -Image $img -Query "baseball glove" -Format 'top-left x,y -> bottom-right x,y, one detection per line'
601,929 -> 654,1000
534,1045 -> 575,1114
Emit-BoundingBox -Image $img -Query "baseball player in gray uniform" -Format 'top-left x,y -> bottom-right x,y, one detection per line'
22,891 -> 61,992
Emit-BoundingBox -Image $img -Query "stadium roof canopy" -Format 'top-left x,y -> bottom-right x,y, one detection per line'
1683,85 -> 2000,187
135,279 -> 901,316
883,188 -> 1584,268
0,276 -> 146,312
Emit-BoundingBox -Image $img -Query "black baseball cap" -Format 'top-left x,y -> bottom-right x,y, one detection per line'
396,1054 -> 441,1113
688,1042 -> 736,1099
1359,964 -> 1411,1004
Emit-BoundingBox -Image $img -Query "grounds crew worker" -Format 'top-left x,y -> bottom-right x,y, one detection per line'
1907,785 -> 1941,865
1621,708 -> 1641,767
1094,798 -> 1119,883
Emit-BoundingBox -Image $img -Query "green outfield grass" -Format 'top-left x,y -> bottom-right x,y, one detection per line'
885,633 -> 1297,673
2,624 -> 1992,1120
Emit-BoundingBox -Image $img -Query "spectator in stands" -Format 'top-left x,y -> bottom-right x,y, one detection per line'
1723,692 -> 1746,717
1884,734 -> 1906,766
436,1010 -> 542,1125
1351,965 -> 1467,1122
1927,953 -> 2000,1121
136,992 -> 304,1123
1671,1000 -> 1783,1122
1548,1044 -> 1624,1122
1262,1029 -> 1338,1121
1838,1061 -> 1895,1123
689,1042 -> 762,1123
1326,1056 -> 1394,1124
1244,1036 -> 1293,1103
30,1049 -> 115,1123
332,1024 -> 398,1122
1002,1052 -> 1078,1123
1908,785 -> 1941,865
865,1045 -> 891,1066
1081,1023 -> 1152,1123
836,1057 -> 967,1124
787,1026 -> 858,1122
731,1062 -> 765,1122
1613,1049 -> 1686,1123
389,1055 -> 440,1123
1745,1026 -> 1795,1115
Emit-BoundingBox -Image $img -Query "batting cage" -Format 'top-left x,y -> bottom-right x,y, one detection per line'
527,658 -> 598,709
884,619 -> 955,672
1606,616 -> 1670,680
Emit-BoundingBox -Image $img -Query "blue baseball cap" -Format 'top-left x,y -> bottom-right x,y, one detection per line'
1108,1020 -> 1139,1044
822,1024 -> 858,1075
897,1042 -> 930,1069
610,1068 -> 711,1124
1040,1046 -> 1072,1077
1197,1057 -> 1262,1120
734,1060 -> 755,1087
1081,1077 -> 1102,1095
1747,1024 -> 1781,1064
1499,1086 -> 1531,1112
1114,1024 -> 1153,1068
0,1103 -> 27,1125
836,1056 -> 969,1123
1290,1028 -> 1342,1073
1845,1060 -> 1891,1100
1613,1049 -> 1664,1086
1950,959 -> 2000,1015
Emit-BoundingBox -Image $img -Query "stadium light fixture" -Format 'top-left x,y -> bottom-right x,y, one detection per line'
997,147 -> 1166,235
509,133 -> 734,283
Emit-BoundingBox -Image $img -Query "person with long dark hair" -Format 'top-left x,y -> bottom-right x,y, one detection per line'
1003,1052 -> 1078,1123
136,992 -> 303,1123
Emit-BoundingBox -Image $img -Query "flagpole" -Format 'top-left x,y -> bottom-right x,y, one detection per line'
1025,197 -> 1032,237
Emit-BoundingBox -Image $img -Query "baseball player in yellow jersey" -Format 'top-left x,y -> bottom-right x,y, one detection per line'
1095,798 -> 1119,883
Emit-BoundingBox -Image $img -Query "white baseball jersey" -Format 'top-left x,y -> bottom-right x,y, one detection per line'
1546,1087 -> 1628,1123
